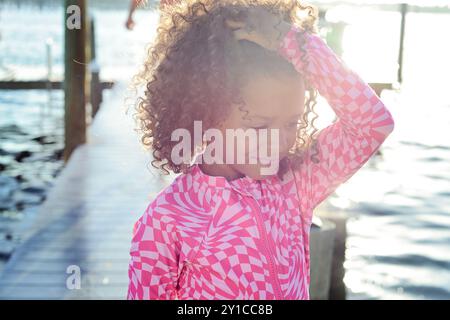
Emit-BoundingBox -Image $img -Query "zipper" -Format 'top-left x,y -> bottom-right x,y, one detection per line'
246,196 -> 283,300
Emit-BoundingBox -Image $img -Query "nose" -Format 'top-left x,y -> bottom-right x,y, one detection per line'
278,129 -> 292,157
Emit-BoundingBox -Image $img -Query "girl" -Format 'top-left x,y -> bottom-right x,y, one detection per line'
127,0 -> 395,300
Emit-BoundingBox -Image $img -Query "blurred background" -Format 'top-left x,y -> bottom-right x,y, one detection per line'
0,0 -> 449,299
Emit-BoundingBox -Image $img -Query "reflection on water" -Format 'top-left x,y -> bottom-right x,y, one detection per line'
0,89 -> 64,259
319,86 -> 450,299
0,1 -> 449,299
320,9 -> 450,298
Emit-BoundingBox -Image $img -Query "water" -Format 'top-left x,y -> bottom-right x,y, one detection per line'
330,91 -> 450,299
0,0 -> 158,267
319,8 -> 450,299
0,1 -> 449,299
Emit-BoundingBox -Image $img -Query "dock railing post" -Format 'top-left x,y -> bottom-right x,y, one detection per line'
64,0 -> 88,163
398,3 -> 407,84
89,16 -> 102,118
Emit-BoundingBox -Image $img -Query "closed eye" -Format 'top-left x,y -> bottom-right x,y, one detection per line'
287,120 -> 299,128
251,125 -> 269,130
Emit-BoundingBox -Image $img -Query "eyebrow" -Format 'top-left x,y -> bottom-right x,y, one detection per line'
247,113 -> 303,121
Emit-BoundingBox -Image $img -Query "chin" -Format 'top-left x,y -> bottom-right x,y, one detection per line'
240,163 -> 281,181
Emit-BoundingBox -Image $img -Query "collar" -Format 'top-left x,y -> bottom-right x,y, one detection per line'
188,164 -> 274,197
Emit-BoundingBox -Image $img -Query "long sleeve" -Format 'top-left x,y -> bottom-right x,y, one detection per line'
127,204 -> 180,300
278,26 -> 395,210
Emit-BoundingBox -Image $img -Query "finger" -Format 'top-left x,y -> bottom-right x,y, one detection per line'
225,19 -> 246,29
233,29 -> 248,41
233,29 -> 256,42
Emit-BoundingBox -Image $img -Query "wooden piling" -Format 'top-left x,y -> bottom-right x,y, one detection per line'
64,0 -> 89,163
89,17 -> 102,118
310,217 -> 336,300
315,205 -> 349,300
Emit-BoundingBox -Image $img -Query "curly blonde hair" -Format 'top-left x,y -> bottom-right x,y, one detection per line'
131,0 -> 320,179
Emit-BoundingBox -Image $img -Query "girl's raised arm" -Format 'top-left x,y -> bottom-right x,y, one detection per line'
278,26 -> 395,210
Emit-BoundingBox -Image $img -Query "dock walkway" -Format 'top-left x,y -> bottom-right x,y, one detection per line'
0,80 -> 172,299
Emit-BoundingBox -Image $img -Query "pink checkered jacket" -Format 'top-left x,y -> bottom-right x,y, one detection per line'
127,26 -> 395,300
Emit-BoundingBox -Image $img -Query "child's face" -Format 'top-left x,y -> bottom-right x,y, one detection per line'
213,73 -> 306,180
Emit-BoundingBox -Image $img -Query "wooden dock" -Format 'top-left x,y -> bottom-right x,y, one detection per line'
0,80 -> 173,299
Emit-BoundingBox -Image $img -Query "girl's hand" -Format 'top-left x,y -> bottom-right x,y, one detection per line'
125,16 -> 135,30
225,7 -> 292,52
